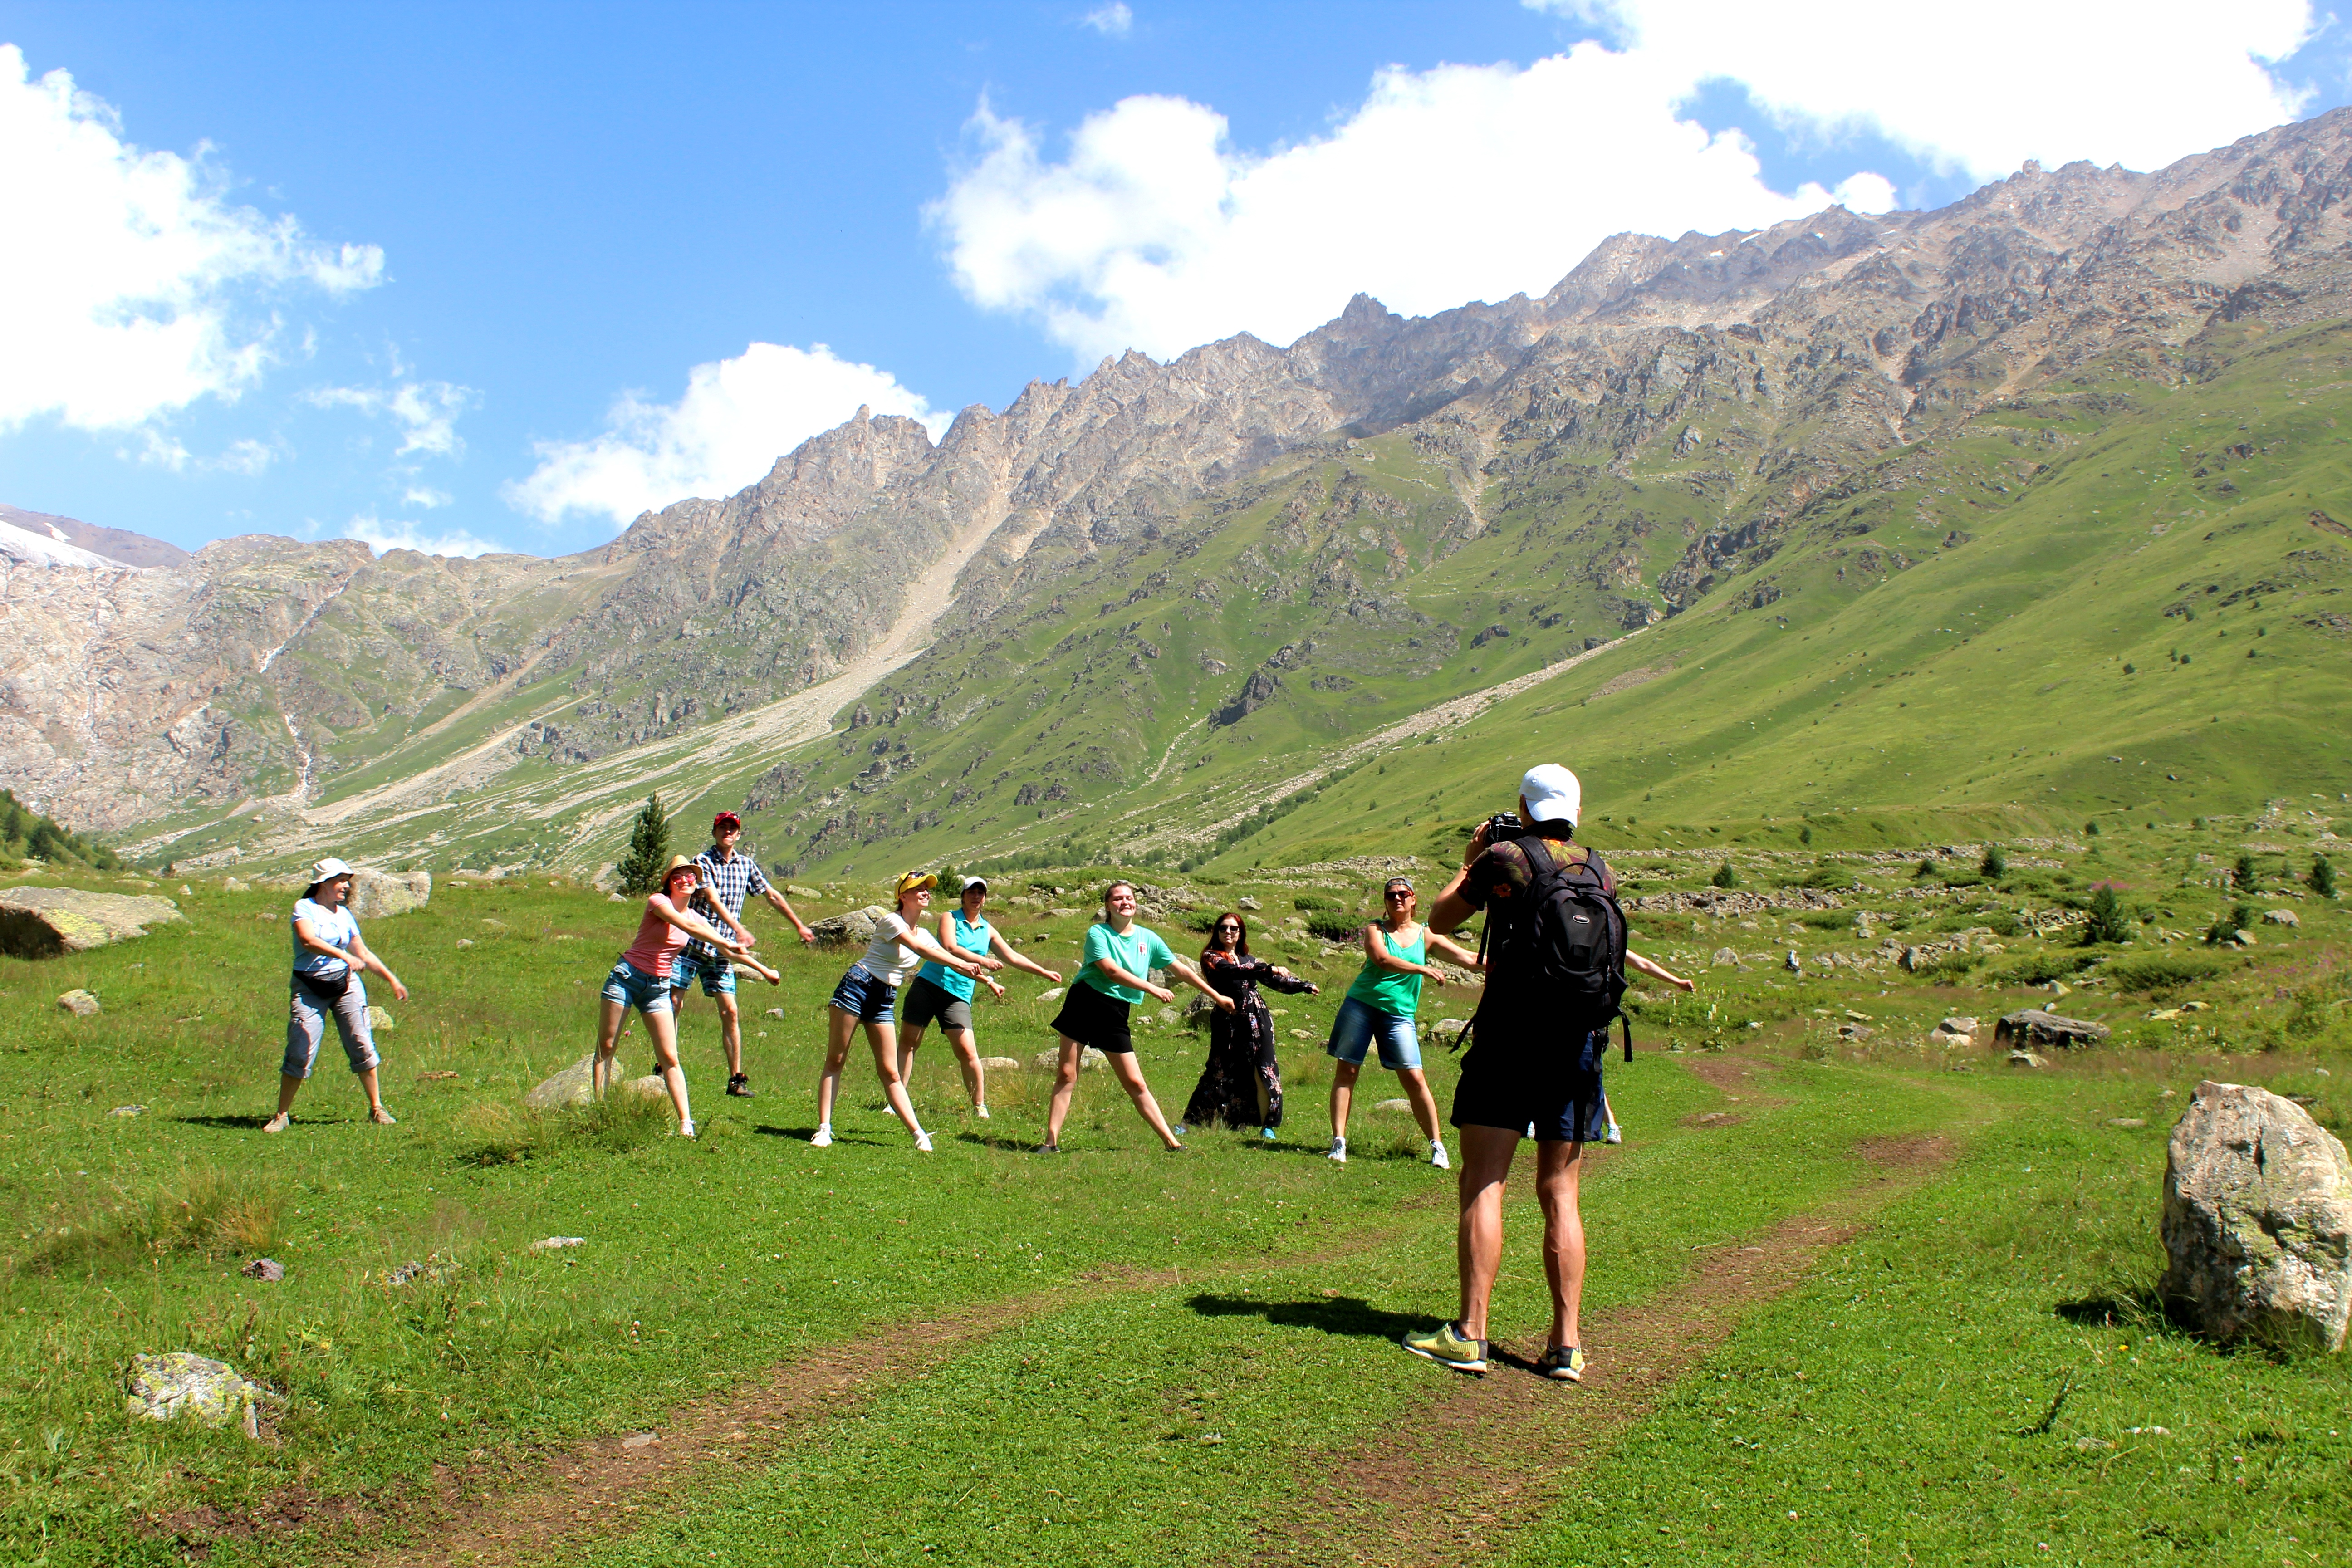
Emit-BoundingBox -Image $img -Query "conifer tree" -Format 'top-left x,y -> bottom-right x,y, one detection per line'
1710,859 -> 1739,889
2234,852 -> 2259,892
617,793 -> 671,896
2313,854 -> 2338,899
2083,883 -> 2132,945
1980,843 -> 2007,879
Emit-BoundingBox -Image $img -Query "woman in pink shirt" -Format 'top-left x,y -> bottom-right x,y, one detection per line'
595,856 -> 750,1137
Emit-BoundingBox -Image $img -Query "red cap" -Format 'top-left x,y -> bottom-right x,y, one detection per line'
712,811 -> 742,834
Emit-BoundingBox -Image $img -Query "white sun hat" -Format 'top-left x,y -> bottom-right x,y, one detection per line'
307,856 -> 354,885
1519,764 -> 1582,827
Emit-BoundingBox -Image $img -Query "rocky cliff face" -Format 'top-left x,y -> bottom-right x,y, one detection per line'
9,108 -> 2352,853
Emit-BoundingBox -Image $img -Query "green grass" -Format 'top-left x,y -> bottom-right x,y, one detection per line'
2,825 -> 2348,1564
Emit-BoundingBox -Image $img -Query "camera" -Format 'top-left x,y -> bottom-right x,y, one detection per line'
1480,812 -> 1524,841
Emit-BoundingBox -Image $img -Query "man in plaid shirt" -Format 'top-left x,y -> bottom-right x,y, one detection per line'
674,811 -> 815,1098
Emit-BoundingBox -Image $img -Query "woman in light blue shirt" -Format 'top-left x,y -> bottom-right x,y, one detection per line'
265,857 -> 409,1133
898,877 -> 1062,1122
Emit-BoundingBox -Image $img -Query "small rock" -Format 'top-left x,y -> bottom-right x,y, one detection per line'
2147,1007 -> 2182,1021
785,884 -> 823,900
347,868 -> 431,921
1427,1019 -> 1468,1045
1237,897 -> 1261,911
979,1056 -> 1022,1071
622,1431 -> 659,1449
764,1007 -> 785,1019
1374,1098 -> 1412,1113
2162,1080 -> 2352,1350
366,1006 -> 396,1032
1941,1016 -> 1979,1036
2233,930 -> 2258,947
809,906 -> 890,946
456,938 -> 475,949
240,1258 -> 285,1282
1290,1029 -> 1315,1039
529,1236 -> 586,1252
2008,1049 -> 2048,1069
222,877 -> 250,893
124,1352 -> 278,1440
1033,1046 -> 1107,1071
179,885 -> 193,896
2182,1001 -> 2211,1013
1157,1007 -> 1179,1024
416,1070 -> 459,1081
387,1260 -> 430,1286
1925,1029 -> 1969,1049
109,1103 -> 145,1117
1844,1010 -> 1873,1022
56,989 -> 100,1017
2073,1436 -> 2113,1451
1996,1010 -> 2112,1050
2107,1117 -> 2147,1129
1034,988 -> 1064,1005
608,892 -> 626,902
2264,908 -> 2300,927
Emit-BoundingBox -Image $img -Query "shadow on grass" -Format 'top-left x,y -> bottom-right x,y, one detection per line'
950,1132 -> 1046,1152
1186,1292 -> 1421,1341
173,1113 -> 284,1131
752,1125 -> 891,1147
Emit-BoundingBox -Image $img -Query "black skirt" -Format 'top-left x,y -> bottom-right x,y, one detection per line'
1049,980 -> 1135,1054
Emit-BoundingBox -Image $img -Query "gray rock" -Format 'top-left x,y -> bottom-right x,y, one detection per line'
2107,1117 -> 2148,1128
124,1352 -> 278,1440
366,1006 -> 396,1032
809,905 -> 890,945
456,937 -> 474,948
2161,1080 -> 2352,1351
222,877 -> 250,893
1995,1009 -> 2112,1050
1374,1098 -> 1412,1113
529,1236 -> 586,1252
764,1006 -> 785,1019
387,1260 -> 430,1286
1427,1018 -> 1469,1046
524,1054 -> 603,1110
1034,1046 -> 1107,1071
2233,929 -> 2258,947
1941,1016 -> 1980,1036
979,1056 -> 1023,1071
240,1257 -> 285,1281
2008,1049 -> 2048,1068
1157,1007 -> 1180,1024
0,887 -> 184,959
620,1073 -> 668,1101
2264,907 -> 2301,927
347,868 -> 431,920
1034,987 -> 1064,1005
1711,947 -> 1740,967
56,989 -> 100,1017
1237,896 -> 1261,911
109,1103 -> 145,1117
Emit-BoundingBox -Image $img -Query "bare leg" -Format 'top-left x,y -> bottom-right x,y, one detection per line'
864,1021 -> 926,1140
593,997 -> 628,1098
357,1066 -> 386,1116
817,1004 -> 858,1127
1455,1125 -> 1522,1341
1397,1067 -> 1443,1144
1328,1059 -> 1360,1143
895,1021 -> 927,1088
1044,1036 -> 1083,1147
1107,1050 -> 1182,1149
944,1026 -> 985,1110
715,990 -> 743,1078
272,1074 -> 300,1119
1536,1139 -> 1587,1348
645,1008 -> 693,1130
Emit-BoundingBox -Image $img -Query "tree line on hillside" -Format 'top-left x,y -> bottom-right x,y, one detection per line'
0,789 -> 122,871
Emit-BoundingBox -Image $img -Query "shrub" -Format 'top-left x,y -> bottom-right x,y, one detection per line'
1797,910 -> 1854,931
1710,860 -> 1739,889
1913,857 -> 1938,879
1799,825 -> 1813,845
2207,901 -> 2259,944
1980,843 -> 2007,878
1293,895 -> 1340,913
1994,951 -> 2101,986
2313,855 -> 2338,898
2234,852 -> 2259,892
2082,884 -> 2132,945
2084,820 -> 2101,836
1306,915 -> 1368,942
2106,953 -> 2223,992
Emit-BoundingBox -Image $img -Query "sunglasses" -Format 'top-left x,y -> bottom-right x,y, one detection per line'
1215,922 -> 1241,931
1385,888 -> 1414,897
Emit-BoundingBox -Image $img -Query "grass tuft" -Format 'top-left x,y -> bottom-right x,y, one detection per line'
19,1166 -> 285,1276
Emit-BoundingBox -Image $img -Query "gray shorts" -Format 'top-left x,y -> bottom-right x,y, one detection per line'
284,977 -> 378,1079
901,974 -> 974,1032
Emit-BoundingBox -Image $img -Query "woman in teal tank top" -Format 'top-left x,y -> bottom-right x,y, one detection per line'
898,877 -> 1063,1122
1324,876 -> 1485,1169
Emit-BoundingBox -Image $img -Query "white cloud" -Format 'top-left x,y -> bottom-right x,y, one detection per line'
341,513 -> 507,559
307,379 -> 475,457
213,437 -> 277,476
1532,1 -> 2312,180
935,3 -> 2313,362
402,485 -> 453,509
1081,3 -> 1134,37
504,341 -> 950,529
0,44 -> 383,435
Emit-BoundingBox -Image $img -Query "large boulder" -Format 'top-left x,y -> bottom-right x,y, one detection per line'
2162,1081 -> 2352,1351
348,869 -> 431,920
0,887 -> 184,959
125,1352 -> 279,1440
524,1054 -> 604,1110
809,905 -> 890,946
1994,1009 -> 2111,1050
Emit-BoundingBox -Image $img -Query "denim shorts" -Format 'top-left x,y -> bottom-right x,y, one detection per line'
830,963 -> 896,1024
1326,995 -> 1422,1071
671,950 -> 736,998
601,959 -> 675,1016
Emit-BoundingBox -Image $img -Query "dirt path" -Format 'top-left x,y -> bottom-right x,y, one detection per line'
1251,1133 -> 1955,1568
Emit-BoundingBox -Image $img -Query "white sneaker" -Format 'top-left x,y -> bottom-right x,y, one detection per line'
914,1130 -> 934,1153
1604,1120 -> 1623,1145
1327,1137 -> 1348,1165
1430,1140 -> 1450,1171
810,1125 -> 833,1148
1262,1125 -> 1278,1141
975,1105 -> 990,1120
678,1118 -> 697,1139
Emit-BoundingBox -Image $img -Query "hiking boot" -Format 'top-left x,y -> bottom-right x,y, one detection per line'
726,1073 -> 755,1098
1429,1139 -> 1450,1171
1537,1344 -> 1586,1382
1401,1322 -> 1486,1375
1327,1137 -> 1348,1165
810,1125 -> 833,1149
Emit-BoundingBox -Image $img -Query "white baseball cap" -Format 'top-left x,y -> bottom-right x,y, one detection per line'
1519,764 -> 1582,826
307,856 -> 354,885
960,876 -> 989,892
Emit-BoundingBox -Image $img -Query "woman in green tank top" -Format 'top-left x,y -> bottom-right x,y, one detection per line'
1323,876 -> 1484,1169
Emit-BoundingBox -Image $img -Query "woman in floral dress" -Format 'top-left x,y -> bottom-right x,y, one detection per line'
1180,912 -> 1318,1138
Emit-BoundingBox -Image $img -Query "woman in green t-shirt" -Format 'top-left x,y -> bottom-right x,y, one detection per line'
1325,876 -> 1484,1169
1043,880 -> 1231,1153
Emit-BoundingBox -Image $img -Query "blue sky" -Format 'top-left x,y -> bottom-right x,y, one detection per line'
2,1 -> 2347,560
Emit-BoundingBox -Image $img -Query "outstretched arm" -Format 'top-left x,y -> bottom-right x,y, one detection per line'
1163,956 -> 1236,1013
762,885 -> 816,944
1627,948 -> 1695,992
343,931 -> 409,1003
650,894 -> 747,957
990,931 -> 1061,984
1423,931 -> 1485,974
901,922 -> 989,978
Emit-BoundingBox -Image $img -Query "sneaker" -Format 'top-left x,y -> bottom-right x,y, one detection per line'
369,1106 -> 398,1126
1429,1139 -> 1450,1171
975,1104 -> 990,1120
810,1125 -> 833,1149
678,1117 -> 698,1140
1537,1343 -> 1586,1382
1171,1123 -> 1188,1137
1262,1125 -> 1278,1141
1401,1321 -> 1487,1375
262,1112 -> 290,1135
1327,1137 -> 1348,1164
914,1131 -> 934,1153
1036,1141 -> 1061,1154
726,1073 -> 755,1098
1604,1119 -> 1623,1145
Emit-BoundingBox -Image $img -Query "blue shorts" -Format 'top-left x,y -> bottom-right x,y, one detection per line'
601,959 -> 674,1016
830,964 -> 896,1024
671,950 -> 737,998
1326,995 -> 1422,1071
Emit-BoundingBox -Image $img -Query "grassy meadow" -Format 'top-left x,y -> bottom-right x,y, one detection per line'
1,823 -> 2348,1564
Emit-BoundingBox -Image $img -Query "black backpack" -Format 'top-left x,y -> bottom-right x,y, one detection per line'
1460,834 -> 1633,1061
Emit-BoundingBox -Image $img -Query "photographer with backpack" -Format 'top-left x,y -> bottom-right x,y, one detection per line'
1401,764 -> 1624,1382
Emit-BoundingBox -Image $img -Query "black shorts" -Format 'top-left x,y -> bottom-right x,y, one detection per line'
901,974 -> 974,1032
1450,1033 -> 1608,1143
1049,980 -> 1134,1054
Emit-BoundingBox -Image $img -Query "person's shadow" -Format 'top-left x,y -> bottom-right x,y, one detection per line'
172,1113 -> 287,1130
1186,1292 -> 1422,1341
752,1125 -> 887,1146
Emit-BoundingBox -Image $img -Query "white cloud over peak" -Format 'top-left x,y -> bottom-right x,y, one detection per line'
0,44 -> 384,435
935,3 -> 2312,363
341,513 -> 507,559
402,485 -> 454,510
307,379 -> 476,457
1534,0 -> 2312,181
504,341 -> 950,530
1082,3 -> 1134,37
